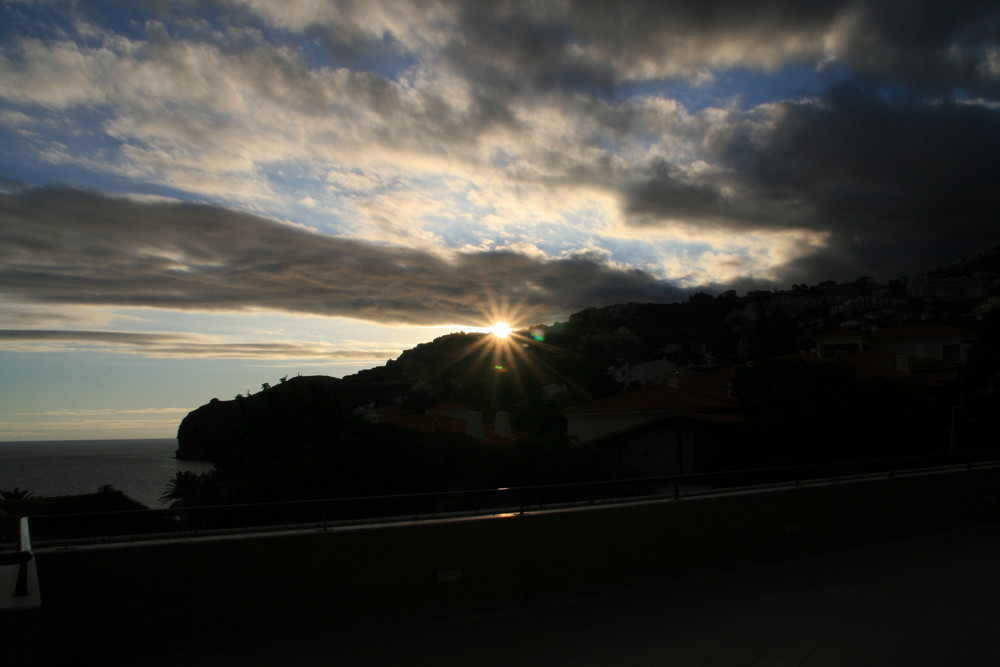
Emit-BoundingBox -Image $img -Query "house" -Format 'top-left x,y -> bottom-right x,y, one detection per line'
907,275 -> 994,302
813,323 -> 976,364
830,348 -> 959,386
829,294 -> 892,316
562,382 -> 743,478
608,358 -> 678,389
379,403 -> 523,446
813,329 -> 869,359
869,323 -> 976,364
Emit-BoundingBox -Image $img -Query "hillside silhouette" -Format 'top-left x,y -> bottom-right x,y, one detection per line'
174,249 -> 1000,506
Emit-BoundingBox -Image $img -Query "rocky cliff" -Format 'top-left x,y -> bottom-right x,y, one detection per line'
176,375 -> 346,460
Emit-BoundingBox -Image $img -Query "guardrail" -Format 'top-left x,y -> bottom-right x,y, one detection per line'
1,518 -> 33,597
19,448 -> 1000,552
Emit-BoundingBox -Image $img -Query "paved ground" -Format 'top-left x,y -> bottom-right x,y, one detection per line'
127,524 -> 1000,667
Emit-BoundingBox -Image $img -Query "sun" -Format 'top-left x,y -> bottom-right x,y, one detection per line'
489,321 -> 513,339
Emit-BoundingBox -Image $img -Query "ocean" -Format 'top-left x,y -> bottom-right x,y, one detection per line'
0,438 -> 214,509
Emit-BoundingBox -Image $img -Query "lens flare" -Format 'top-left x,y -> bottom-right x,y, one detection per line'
490,321 -> 512,338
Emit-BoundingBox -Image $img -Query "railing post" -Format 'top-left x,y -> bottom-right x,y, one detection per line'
8,516 -> 35,597
13,552 -> 32,597
0,550 -> 34,597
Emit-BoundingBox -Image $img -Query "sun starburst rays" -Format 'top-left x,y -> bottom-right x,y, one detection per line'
417,285 -> 599,429
489,321 -> 513,338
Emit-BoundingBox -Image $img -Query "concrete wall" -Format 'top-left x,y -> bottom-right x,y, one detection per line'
34,466 -> 1000,663
1,584 -> 40,664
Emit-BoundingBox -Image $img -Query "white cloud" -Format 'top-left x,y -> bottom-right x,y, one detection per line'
0,328 -> 402,360
4,1 -> 998,292
0,38 -> 107,108
0,417 -> 182,439
0,13 -> 757,278
19,407 -> 189,417
0,303 -> 145,328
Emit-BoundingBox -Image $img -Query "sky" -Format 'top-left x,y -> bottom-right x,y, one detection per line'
2,0 -> 999,440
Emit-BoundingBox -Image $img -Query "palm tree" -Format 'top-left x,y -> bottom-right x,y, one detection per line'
160,471 -> 215,507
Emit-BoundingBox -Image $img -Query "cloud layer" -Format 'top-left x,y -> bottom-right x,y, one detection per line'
0,187 -> 689,327
0,327 -> 399,360
1,0 -> 999,310
3,1 -> 1000,438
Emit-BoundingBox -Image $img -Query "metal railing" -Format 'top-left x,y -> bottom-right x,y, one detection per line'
1,517 -> 33,597
15,448 -> 1000,554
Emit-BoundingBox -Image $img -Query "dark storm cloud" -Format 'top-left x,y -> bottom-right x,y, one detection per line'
625,81 -> 1000,281
624,159 -> 811,233
444,3 -> 616,100
418,1 -> 1000,281
714,85 -> 1000,279
828,0 -> 1000,93
0,187 -> 691,325
434,0 -> 1000,96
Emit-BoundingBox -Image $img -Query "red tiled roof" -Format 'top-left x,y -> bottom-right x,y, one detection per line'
683,365 -> 740,395
562,381 -> 737,416
426,402 -> 473,413
383,412 -> 454,434
384,412 -> 521,446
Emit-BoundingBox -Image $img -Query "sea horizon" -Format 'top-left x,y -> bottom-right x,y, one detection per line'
0,437 -> 178,445
0,437 -> 212,508
0,436 -> 178,444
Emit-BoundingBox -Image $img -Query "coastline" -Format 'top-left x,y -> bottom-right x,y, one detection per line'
0,438 -> 213,509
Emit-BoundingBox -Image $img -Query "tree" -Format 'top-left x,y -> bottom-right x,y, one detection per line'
161,470 -> 220,507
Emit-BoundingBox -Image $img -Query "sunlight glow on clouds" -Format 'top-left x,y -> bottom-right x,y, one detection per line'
0,329 -> 401,360
2,0 -> 999,438
4,1 -> 998,286
0,415 -> 189,440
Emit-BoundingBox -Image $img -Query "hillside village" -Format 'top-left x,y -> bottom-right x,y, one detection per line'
174,247 -> 1000,504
